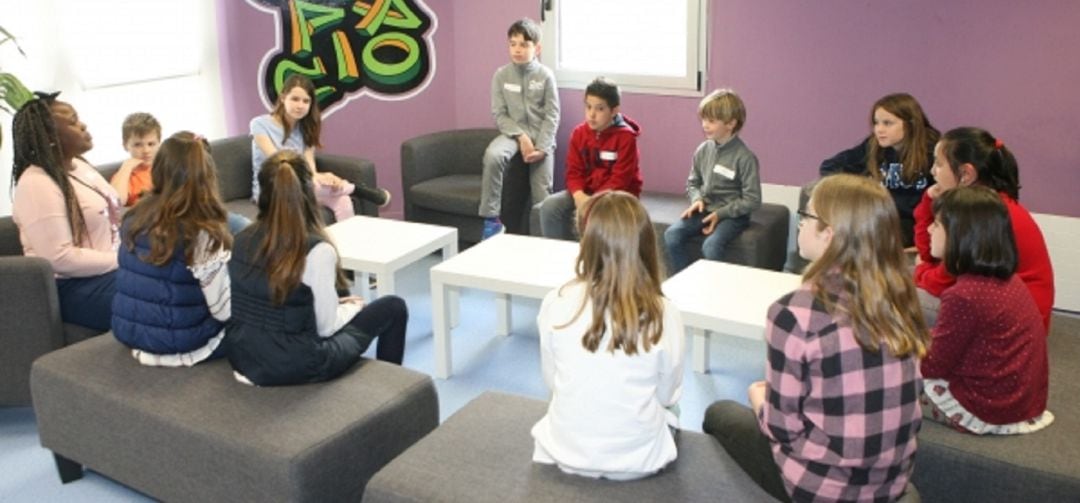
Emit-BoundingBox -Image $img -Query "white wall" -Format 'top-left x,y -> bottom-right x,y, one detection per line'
0,0 -> 226,215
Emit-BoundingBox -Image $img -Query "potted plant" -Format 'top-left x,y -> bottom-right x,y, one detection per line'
1,25 -> 33,149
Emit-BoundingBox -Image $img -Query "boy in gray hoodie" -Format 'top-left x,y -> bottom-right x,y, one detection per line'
479,18 -> 560,239
664,89 -> 761,272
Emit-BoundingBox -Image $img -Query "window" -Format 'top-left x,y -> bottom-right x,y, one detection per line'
540,0 -> 708,96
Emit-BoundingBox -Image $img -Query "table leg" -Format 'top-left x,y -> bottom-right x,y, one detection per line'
442,243 -> 460,328
691,328 -> 710,373
496,293 -> 511,336
432,279 -> 453,379
376,269 -> 396,299
359,272 -> 373,302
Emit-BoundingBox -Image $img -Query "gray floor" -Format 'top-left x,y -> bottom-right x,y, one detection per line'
0,253 -> 766,501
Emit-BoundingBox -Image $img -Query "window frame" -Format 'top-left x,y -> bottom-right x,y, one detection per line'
540,0 -> 709,97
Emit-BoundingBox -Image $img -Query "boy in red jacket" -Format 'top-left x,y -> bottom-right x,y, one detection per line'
539,77 -> 643,240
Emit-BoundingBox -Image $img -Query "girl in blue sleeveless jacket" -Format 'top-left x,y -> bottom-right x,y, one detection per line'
226,150 -> 408,386
112,132 -> 233,366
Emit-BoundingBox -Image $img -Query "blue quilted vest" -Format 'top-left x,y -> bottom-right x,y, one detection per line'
111,220 -> 225,354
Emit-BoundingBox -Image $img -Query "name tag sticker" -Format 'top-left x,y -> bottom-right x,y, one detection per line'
599,151 -> 617,161
503,83 -> 522,93
713,164 -> 736,179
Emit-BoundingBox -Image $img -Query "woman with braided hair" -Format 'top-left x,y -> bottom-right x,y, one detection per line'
11,93 -> 120,331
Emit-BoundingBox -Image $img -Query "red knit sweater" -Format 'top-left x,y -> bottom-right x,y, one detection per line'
921,275 -> 1048,424
913,191 -> 1055,330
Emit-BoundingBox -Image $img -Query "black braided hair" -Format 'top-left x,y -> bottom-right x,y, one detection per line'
12,92 -> 89,245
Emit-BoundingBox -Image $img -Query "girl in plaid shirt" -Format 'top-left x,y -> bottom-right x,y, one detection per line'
705,175 -> 930,502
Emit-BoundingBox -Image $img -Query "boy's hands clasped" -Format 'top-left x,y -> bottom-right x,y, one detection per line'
680,199 -> 721,236
518,134 -> 546,163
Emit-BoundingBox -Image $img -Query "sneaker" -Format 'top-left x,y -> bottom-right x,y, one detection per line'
481,217 -> 505,240
378,188 -> 392,208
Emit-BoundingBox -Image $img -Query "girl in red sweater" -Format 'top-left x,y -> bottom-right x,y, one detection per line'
913,127 -> 1054,329
921,186 -> 1052,434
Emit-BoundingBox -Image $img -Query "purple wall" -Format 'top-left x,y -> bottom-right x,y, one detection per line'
219,0 -> 1080,217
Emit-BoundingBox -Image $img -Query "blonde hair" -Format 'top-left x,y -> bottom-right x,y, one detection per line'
558,191 -> 666,355
121,112 -> 161,143
803,175 -> 929,358
698,88 -> 746,133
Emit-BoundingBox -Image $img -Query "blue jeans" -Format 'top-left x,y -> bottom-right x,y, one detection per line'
663,212 -> 750,273
57,271 -> 117,332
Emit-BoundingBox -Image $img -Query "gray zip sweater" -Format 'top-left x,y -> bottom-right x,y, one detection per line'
686,136 -> 762,218
490,59 -> 560,154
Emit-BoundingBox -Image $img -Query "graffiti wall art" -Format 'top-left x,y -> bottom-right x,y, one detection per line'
248,0 -> 437,115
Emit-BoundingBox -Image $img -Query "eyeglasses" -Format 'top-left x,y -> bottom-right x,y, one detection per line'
797,210 -> 825,225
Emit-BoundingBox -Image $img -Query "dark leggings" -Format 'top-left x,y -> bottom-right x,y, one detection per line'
56,271 -> 117,333
703,400 -> 791,503
340,294 -> 408,364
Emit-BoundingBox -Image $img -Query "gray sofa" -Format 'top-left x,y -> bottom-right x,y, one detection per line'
31,335 -> 439,502
0,217 -> 101,406
364,391 -> 778,502
97,135 -> 381,221
401,128 -> 532,245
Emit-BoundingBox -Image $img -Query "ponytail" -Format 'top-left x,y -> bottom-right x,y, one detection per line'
254,151 -> 344,304
940,127 -> 1020,200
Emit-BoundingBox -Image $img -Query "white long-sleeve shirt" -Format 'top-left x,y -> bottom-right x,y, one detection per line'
302,242 -> 361,337
531,280 -> 685,479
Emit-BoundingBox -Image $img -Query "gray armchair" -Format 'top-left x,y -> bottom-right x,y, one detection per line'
401,128 -> 532,245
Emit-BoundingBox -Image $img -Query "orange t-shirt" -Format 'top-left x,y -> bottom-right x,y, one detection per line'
117,162 -> 152,206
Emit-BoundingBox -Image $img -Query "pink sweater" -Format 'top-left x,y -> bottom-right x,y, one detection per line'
12,160 -> 120,278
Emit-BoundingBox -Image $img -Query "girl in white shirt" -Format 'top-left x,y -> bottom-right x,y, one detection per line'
531,190 -> 685,480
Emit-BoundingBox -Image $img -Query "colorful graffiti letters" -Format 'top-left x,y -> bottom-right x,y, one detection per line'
256,0 -> 434,109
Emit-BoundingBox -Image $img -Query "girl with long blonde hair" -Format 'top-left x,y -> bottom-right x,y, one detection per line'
705,175 -> 928,502
531,190 -> 685,480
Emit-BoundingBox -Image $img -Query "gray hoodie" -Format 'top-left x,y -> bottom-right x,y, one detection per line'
490,59 -> 560,154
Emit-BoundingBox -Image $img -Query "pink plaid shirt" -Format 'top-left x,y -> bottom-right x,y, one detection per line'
757,280 -> 921,502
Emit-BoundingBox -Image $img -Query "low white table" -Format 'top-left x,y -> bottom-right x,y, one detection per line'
429,234 -> 579,379
327,216 -> 458,301
662,260 -> 802,373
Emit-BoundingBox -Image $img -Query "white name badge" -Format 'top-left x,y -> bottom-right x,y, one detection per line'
713,164 -> 736,179
599,150 -> 618,161
503,83 -> 522,93
528,80 -> 545,91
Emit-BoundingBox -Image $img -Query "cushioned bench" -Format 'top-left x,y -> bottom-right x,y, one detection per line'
31,335 -> 438,502
643,192 -> 790,272
912,317 -> 1080,502
363,391 -> 777,502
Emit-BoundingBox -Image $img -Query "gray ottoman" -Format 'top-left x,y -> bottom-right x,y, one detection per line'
31,335 -> 438,502
363,391 -> 776,502
912,320 -> 1080,502
642,192 -> 790,272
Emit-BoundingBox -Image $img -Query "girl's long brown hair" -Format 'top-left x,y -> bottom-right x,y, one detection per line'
558,191 -> 666,355
123,132 -> 231,265
271,74 -> 322,149
803,175 -> 929,358
865,93 -> 939,184
254,150 -> 345,305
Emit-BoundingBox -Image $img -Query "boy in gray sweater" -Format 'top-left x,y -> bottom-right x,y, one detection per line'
664,89 -> 761,272
479,18 -> 560,239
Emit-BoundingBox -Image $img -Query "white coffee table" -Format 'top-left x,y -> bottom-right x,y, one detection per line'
662,260 -> 802,373
430,234 -> 579,378
327,216 -> 458,301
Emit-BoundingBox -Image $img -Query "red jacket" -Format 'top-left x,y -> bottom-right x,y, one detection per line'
913,190 -> 1055,330
564,114 -> 643,196
921,274 -> 1048,425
